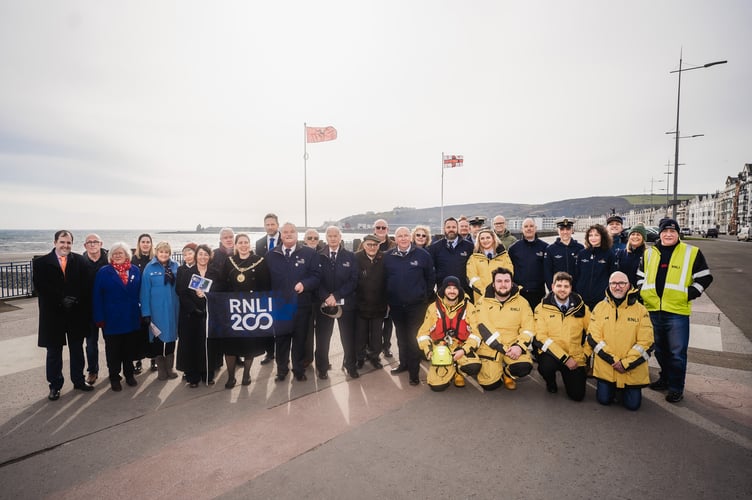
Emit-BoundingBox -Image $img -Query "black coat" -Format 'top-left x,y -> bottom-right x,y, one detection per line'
33,250 -> 89,347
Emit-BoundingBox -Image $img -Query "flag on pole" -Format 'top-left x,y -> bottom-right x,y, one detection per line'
443,154 -> 464,168
306,126 -> 338,143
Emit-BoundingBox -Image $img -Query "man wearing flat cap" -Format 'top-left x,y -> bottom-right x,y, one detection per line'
637,218 -> 713,404
544,218 -> 584,291
606,215 -> 627,253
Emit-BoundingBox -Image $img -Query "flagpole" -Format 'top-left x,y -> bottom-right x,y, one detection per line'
440,151 -> 444,224
303,122 -> 308,228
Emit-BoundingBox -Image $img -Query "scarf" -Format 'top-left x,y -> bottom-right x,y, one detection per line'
112,262 -> 131,285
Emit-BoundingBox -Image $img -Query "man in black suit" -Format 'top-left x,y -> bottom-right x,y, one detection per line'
33,230 -> 94,400
255,213 -> 280,364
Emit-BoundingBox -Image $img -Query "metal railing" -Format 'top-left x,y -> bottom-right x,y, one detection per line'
0,261 -> 34,299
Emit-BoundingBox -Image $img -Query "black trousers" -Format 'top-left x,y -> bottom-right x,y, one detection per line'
275,307 -> 311,377
317,309 -> 357,372
356,315 -> 384,362
390,303 -> 425,379
537,354 -> 587,401
104,331 -> 139,380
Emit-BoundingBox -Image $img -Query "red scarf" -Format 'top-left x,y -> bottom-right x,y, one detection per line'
112,262 -> 131,285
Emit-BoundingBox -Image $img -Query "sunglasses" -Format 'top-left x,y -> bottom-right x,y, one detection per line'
414,234 -> 427,238
306,236 -> 319,241
374,226 -> 387,230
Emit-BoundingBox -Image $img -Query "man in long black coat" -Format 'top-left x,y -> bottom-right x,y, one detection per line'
32,230 -> 93,400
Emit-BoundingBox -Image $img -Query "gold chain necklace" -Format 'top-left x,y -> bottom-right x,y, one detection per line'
229,255 -> 264,283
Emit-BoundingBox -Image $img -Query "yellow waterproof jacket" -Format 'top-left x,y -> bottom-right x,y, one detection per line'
533,292 -> 590,366
416,296 -> 480,358
466,250 -> 514,303
585,288 -> 654,388
475,285 -> 535,356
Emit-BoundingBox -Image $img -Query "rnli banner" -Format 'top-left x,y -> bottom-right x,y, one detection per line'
206,291 -> 298,338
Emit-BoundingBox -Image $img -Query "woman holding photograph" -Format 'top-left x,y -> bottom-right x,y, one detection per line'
140,241 -> 180,381
177,244 -> 216,387
216,233 -> 272,388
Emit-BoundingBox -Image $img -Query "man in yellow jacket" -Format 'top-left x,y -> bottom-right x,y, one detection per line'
533,271 -> 590,400
417,276 -> 482,391
586,271 -> 654,411
475,267 -> 535,391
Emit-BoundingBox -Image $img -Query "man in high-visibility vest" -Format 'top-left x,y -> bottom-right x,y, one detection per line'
637,218 -> 713,403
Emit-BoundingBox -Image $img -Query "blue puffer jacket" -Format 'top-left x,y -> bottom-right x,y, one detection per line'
140,258 -> 180,343
575,246 -> 616,309
92,265 -> 141,335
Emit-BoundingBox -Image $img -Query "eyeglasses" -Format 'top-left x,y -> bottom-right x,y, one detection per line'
608,281 -> 629,287
414,234 -> 427,238
493,222 -> 504,225
85,241 -> 101,245
306,236 -> 319,240
374,226 -> 387,230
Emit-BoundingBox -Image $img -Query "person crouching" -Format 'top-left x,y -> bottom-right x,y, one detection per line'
417,276 -> 481,391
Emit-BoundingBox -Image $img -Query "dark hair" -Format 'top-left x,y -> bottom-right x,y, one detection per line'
196,244 -> 213,261
54,230 -> 73,242
444,217 -> 458,225
552,271 -> 573,286
491,267 -> 514,281
585,224 -> 612,251
264,213 -> 279,223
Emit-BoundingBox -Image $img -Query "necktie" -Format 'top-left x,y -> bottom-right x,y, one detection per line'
285,248 -> 291,258
561,305 -> 568,314
269,237 -> 275,250
331,252 -> 336,261
59,255 -> 67,275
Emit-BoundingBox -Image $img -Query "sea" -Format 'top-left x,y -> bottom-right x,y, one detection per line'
0,229 -> 370,261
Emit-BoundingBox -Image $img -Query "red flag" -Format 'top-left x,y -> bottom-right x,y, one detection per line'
443,154 -> 463,168
306,126 -> 337,143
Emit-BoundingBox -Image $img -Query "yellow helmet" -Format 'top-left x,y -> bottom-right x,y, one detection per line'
431,344 -> 453,366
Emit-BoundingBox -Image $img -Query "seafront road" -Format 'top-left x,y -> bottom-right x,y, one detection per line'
0,237 -> 750,499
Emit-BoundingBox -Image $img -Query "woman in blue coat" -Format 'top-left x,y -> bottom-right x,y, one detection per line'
92,242 -> 142,392
575,224 -> 616,311
140,241 -> 180,380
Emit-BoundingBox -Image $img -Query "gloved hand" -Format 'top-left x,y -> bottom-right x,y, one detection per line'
61,296 -> 78,310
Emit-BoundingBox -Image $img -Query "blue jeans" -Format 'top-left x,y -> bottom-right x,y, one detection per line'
649,311 -> 690,393
596,380 -> 642,411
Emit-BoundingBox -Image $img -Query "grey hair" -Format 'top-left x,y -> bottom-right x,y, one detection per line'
108,242 -> 132,262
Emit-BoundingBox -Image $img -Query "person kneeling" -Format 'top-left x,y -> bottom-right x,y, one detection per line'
475,268 -> 534,391
417,276 -> 481,391
586,271 -> 654,411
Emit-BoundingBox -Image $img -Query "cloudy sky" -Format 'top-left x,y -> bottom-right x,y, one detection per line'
1,1 -> 750,230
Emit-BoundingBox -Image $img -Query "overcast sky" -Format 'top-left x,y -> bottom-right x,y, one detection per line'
1,1 -> 750,230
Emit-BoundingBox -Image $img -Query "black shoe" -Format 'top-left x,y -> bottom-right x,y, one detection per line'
275,373 -> 288,382
294,373 -> 308,382
111,380 -> 122,392
260,355 -> 274,365
150,359 -> 158,372
666,391 -> 684,403
225,378 -> 236,389
409,378 -> 420,386
370,358 -> 383,369
133,361 -> 143,374
48,389 -> 61,401
356,359 -> 365,369
546,382 -> 558,394
390,366 -> 407,375
649,379 -> 669,391
345,368 -> 360,379
74,383 -> 94,392
125,376 -> 138,387
318,371 -> 328,380
189,382 -> 199,388
241,376 -> 251,386
382,349 -> 393,358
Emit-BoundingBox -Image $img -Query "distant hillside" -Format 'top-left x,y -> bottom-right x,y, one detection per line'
337,195 -> 695,229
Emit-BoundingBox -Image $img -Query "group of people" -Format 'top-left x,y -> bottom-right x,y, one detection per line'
34,211 -> 711,411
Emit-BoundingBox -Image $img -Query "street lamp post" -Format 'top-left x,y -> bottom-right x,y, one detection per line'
669,50 -> 726,218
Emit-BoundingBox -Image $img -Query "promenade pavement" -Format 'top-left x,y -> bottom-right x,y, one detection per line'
0,292 -> 750,499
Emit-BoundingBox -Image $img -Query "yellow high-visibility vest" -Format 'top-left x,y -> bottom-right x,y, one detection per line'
640,242 -> 698,315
